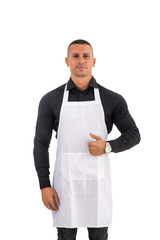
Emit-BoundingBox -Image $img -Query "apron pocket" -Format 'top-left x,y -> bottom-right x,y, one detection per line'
60,152 -> 105,180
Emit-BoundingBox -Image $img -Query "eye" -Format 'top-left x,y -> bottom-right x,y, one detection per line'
73,54 -> 79,58
84,55 -> 89,58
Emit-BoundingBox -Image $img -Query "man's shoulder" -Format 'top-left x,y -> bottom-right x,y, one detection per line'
41,83 -> 66,102
46,83 -> 66,96
97,83 -> 124,102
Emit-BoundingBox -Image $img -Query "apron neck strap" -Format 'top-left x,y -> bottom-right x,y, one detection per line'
63,84 -> 101,103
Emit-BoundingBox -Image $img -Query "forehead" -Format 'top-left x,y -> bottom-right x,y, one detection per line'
68,44 -> 92,55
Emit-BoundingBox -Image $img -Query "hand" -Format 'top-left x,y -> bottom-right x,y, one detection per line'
87,133 -> 106,156
41,187 -> 60,211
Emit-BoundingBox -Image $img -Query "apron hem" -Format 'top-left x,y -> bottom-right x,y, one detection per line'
53,224 -> 111,228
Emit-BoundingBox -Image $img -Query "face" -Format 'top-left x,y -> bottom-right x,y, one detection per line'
65,44 -> 96,79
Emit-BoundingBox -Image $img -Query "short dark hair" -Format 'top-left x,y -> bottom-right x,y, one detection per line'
67,39 -> 93,57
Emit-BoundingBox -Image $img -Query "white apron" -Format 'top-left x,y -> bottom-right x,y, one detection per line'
52,83 -> 112,228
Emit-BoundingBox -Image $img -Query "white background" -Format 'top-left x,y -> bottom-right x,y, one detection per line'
0,0 -> 160,239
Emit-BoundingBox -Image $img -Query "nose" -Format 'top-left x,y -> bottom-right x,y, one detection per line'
78,55 -> 85,64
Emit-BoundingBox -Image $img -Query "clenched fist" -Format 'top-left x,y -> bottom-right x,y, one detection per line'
88,133 -> 106,156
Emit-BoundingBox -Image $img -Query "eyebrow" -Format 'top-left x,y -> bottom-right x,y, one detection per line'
72,52 -> 91,55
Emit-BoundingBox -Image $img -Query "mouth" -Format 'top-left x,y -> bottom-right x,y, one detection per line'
76,66 -> 87,69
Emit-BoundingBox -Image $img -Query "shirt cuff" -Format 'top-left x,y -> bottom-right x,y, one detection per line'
107,140 -> 120,153
39,176 -> 51,189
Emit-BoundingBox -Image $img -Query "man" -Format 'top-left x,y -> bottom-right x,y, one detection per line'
33,39 -> 140,240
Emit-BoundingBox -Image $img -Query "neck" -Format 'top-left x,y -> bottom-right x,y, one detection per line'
71,74 -> 92,91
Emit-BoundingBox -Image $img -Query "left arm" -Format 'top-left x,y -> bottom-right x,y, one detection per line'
108,96 -> 141,153
88,97 -> 141,155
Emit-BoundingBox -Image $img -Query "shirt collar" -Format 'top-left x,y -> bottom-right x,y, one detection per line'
66,76 -> 98,91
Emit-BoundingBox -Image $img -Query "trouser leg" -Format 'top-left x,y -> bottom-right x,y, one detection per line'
87,227 -> 108,240
57,227 -> 78,240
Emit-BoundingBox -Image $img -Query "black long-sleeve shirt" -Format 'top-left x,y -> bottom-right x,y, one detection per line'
33,76 -> 140,189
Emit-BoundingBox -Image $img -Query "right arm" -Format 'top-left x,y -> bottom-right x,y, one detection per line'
33,94 -> 60,210
33,94 -> 53,189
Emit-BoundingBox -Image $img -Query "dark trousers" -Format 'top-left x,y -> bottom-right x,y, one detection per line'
57,227 -> 108,240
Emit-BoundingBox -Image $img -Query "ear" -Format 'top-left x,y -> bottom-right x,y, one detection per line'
65,57 -> 69,67
93,58 -> 96,67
